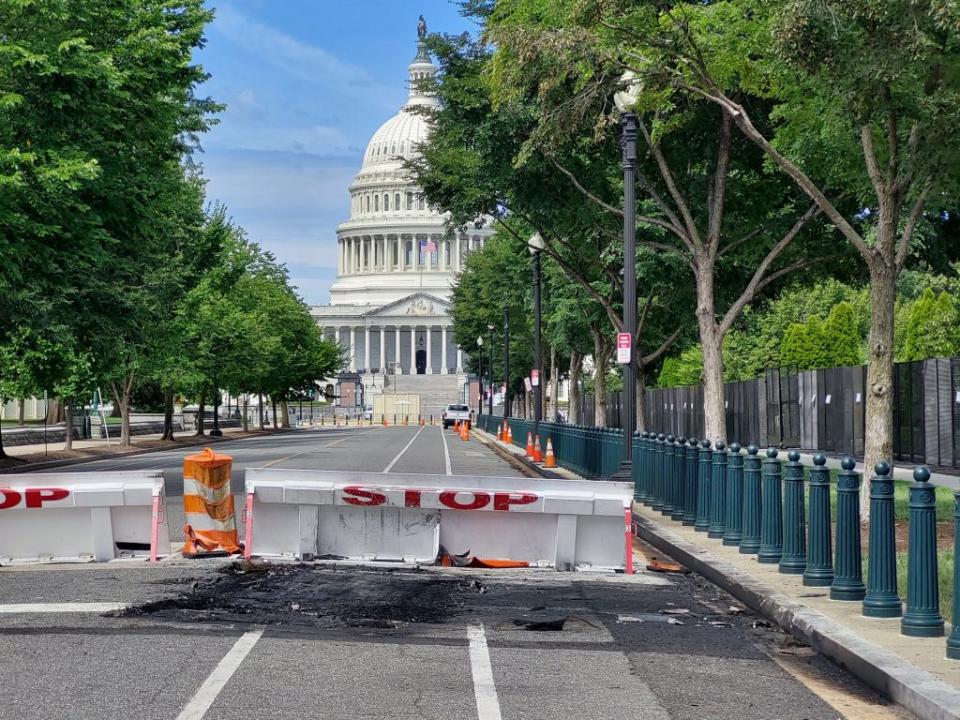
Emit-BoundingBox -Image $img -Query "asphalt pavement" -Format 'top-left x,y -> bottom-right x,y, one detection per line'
0,427 -> 915,720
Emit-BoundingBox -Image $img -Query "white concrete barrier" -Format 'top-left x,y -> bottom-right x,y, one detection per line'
243,469 -> 634,571
0,471 -> 169,564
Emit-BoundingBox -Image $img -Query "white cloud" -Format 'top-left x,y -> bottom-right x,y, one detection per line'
212,4 -> 394,110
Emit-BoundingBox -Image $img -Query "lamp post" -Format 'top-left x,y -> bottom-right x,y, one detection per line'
528,232 -> 545,440
503,308 -> 510,418
476,335 -> 484,417
611,70 -> 640,481
488,323 -> 495,416
210,382 -> 223,437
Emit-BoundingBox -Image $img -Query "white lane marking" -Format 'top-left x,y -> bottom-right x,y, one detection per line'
176,629 -> 263,720
381,425 -> 425,473
0,603 -> 127,614
440,426 -> 453,476
467,623 -> 503,720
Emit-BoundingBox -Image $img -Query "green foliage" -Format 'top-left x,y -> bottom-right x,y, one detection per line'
657,346 -> 703,388
901,289 -> 960,361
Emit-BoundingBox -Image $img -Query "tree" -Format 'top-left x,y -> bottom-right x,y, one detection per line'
482,0 -> 848,444
619,0 -> 960,480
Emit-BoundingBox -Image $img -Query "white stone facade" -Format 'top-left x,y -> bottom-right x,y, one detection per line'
311,27 -> 491,401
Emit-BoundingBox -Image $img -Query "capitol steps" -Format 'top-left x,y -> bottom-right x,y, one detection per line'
371,372 -> 465,420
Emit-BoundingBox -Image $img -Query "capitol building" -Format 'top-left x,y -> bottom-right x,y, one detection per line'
311,24 -> 491,412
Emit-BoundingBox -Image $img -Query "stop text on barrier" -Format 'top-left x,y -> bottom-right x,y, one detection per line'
0,488 -> 71,510
341,486 -> 539,512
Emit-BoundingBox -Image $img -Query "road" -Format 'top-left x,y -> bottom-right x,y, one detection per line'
0,427 -> 912,720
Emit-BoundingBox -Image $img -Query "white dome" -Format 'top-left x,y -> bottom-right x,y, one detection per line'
358,108 -> 428,174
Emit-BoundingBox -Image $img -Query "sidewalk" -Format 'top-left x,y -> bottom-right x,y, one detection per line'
0,425 -> 284,472
475,428 -> 960,720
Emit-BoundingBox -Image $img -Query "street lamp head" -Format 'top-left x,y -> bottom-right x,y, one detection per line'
477,336 -> 483,346
487,324 -> 495,331
614,70 -> 641,113
527,231 -> 546,255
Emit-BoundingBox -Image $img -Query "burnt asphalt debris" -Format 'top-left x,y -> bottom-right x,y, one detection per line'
118,562 -> 484,629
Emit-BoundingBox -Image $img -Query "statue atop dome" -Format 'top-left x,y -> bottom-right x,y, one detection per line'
417,15 -> 427,40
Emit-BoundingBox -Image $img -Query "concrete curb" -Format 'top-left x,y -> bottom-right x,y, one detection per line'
0,428 -> 298,475
633,512 -> 960,720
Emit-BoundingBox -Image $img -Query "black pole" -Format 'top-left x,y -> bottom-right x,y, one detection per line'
211,383 -> 223,437
533,249 -> 543,440
503,308 -> 510,418
613,111 -> 638,480
489,328 -> 494,416
477,348 -> 483,417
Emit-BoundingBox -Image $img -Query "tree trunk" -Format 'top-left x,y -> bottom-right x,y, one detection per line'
568,351 -> 582,425
0,421 -> 6,458
46,398 -> 64,424
549,346 -> 558,422
862,255 -> 897,518
17,399 -> 24,426
242,396 -> 249,432
280,399 -> 290,428
593,330 -> 609,428
195,392 -> 206,436
258,393 -> 264,430
63,403 -> 74,451
271,397 -> 278,430
111,375 -> 135,449
695,259 -> 726,442
161,387 -> 175,441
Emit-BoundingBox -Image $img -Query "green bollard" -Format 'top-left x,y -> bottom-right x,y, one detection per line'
758,448 -> 783,564
661,435 -> 677,516
902,466 -> 945,637
779,450 -> 807,575
642,432 -> 655,506
946,492 -> 960,659
682,437 -> 699,526
708,441 -> 727,539
695,439 -> 712,532
740,445 -> 762,555
863,462 -> 902,618
671,436 -> 687,521
722,443 -> 743,546
803,453 -> 833,586
652,434 -> 666,511
831,457 -> 866,601
632,432 -> 642,503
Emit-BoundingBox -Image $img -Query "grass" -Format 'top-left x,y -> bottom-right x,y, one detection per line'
0,420 -> 45,428
864,551 -> 955,624
824,471 -> 955,522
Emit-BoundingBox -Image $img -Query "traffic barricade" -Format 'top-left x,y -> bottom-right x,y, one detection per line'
183,447 -> 240,556
0,471 -> 169,564
243,469 -> 634,571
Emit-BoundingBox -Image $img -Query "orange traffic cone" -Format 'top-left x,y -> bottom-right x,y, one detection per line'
461,420 -> 469,441
383,416 -> 388,427
544,437 -> 557,468
454,420 -> 460,433
533,435 -> 543,463
506,423 -> 513,444
525,432 -> 534,458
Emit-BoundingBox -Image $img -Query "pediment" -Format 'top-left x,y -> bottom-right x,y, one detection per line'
363,293 -> 450,318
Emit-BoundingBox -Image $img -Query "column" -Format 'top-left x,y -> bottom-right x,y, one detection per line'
456,346 -> 463,374
454,236 -> 461,271
395,326 -> 402,374
440,239 -> 447,270
380,326 -> 386,371
426,326 -> 433,374
362,238 -> 368,271
364,326 -> 371,371
410,326 -> 416,373
441,326 -> 448,374
349,327 -> 357,371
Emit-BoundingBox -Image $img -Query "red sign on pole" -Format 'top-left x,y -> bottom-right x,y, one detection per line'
616,332 -> 632,364
531,369 -> 540,386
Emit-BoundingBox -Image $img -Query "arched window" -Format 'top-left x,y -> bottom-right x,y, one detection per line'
391,144 -> 395,154
417,194 -> 425,211
374,195 -> 379,211
395,193 -> 401,210
400,142 -> 405,154
384,194 -> 389,211
406,192 -> 413,210
365,195 -> 370,212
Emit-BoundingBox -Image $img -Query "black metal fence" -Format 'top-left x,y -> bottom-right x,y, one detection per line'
578,357 -> 960,471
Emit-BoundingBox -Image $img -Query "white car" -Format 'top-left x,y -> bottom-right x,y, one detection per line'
442,404 -> 471,429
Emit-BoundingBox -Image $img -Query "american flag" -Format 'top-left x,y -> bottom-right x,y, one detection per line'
420,238 -> 437,253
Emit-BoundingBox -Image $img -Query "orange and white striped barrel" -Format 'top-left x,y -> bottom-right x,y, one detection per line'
182,447 -> 240,555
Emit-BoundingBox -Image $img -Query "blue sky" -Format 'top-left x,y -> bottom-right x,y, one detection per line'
194,1 -> 476,304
